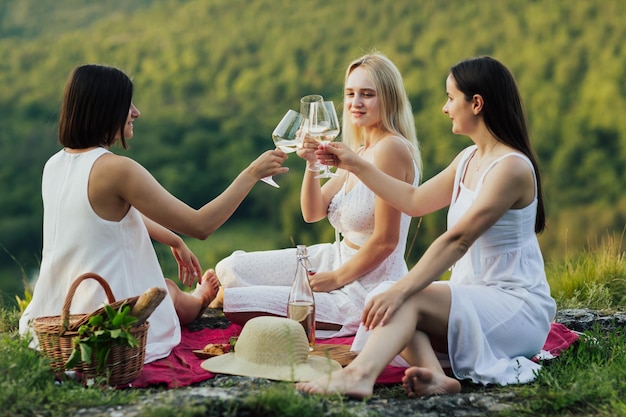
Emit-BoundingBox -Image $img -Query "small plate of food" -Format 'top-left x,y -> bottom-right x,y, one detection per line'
193,343 -> 232,359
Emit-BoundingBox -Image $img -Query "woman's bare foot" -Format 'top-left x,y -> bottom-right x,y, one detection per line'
208,286 -> 224,309
193,269 -> 220,318
295,367 -> 375,399
402,367 -> 461,398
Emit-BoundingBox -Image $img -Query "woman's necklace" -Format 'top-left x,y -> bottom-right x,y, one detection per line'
473,141 -> 499,172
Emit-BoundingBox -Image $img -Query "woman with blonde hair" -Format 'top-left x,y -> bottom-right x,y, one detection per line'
214,51 -> 422,338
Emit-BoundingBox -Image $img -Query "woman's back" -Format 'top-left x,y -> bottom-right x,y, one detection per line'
19,147 -> 180,362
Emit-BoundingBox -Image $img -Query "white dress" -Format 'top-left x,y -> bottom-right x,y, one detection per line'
217,165 -> 418,338
353,146 -> 556,385
19,148 -> 180,363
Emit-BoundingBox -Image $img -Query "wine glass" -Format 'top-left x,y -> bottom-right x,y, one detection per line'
300,95 -> 324,173
261,109 -> 307,188
260,175 -> 280,188
311,101 -> 340,179
272,109 -> 306,153
300,94 -> 323,120
261,109 -> 305,188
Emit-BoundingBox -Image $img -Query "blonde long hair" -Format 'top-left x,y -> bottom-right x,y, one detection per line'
341,52 -> 422,179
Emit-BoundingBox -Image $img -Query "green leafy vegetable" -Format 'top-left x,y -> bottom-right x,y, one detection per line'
65,302 -> 139,373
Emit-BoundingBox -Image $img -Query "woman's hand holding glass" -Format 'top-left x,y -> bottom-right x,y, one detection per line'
253,149 -> 289,187
297,133 -> 324,168
315,141 -> 362,174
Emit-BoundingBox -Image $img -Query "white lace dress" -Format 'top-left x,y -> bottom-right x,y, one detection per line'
353,146 -> 556,385
217,166 -> 418,338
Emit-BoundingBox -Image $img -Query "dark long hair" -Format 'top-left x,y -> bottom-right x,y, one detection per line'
58,64 -> 133,149
450,56 -> 546,233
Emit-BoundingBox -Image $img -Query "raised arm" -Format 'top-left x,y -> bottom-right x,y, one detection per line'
321,142 -> 459,217
90,149 -> 288,241
298,136 -> 345,223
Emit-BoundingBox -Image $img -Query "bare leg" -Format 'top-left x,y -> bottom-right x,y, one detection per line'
166,269 -> 220,325
400,331 -> 461,397
296,283 -> 455,399
296,296 -> 420,398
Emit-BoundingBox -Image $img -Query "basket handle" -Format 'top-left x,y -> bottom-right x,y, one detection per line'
60,272 -> 116,333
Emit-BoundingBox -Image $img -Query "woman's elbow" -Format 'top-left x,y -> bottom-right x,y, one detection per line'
301,211 -> 325,223
301,214 -> 315,223
187,224 -> 217,240
189,230 -> 211,240
449,234 -> 472,258
374,239 -> 398,258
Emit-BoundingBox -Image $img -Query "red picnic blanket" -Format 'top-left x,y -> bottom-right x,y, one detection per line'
126,322 -> 579,389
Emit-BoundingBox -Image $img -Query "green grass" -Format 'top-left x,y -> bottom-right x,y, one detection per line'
506,327 -> 626,416
0,328 -> 139,417
1,231 -> 625,416
547,230 -> 626,309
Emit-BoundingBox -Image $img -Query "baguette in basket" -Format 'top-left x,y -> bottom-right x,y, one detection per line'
131,287 -> 167,327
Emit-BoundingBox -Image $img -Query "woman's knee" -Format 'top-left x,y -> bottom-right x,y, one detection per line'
215,253 -> 241,288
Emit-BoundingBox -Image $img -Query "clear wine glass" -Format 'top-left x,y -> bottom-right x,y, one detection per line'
260,175 -> 280,188
300,94 -> 323,119
312,101 -> 340,179
272,109 -> 306,153
300,94 -> 324,173
261,109 -> 307,188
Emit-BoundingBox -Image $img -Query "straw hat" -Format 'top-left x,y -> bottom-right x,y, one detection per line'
201,316 -> 341,381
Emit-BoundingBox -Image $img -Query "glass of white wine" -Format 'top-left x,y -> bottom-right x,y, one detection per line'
300,94 -> 325,173
261,110 -> 306,188
311,101 -> 340,179
272,109 -> 306,153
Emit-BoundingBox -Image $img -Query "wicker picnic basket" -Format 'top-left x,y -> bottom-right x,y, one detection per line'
32,272 -> 149,385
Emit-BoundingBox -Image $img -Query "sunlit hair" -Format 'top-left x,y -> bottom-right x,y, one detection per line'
342,51 -> 422,180
58,64 -> 133,149
450,56 -> 546,233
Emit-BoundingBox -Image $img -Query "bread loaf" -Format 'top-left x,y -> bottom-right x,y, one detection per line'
130,287 -> 167,327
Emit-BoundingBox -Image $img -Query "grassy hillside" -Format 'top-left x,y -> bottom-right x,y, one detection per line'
1,0 -> 625,301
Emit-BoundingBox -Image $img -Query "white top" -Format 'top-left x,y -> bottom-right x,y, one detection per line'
19,148 -> 180,363
328,178 -> 377,247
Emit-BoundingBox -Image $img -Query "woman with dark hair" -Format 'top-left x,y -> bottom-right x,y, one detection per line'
297,56 -> 555,397
19,64 -> 288,363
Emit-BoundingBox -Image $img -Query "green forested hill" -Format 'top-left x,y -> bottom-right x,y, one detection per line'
1,0 -> 625,300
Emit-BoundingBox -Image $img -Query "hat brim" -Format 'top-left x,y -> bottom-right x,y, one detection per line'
201,352 -> 342,382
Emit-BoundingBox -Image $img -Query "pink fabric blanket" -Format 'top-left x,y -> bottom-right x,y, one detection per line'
126,322 -> 578,389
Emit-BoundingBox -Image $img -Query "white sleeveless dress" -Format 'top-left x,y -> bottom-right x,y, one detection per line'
19,148 -> 180,363
217,164 -> 418,338
446,146 -> 556,384
353,146 -> 556,385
